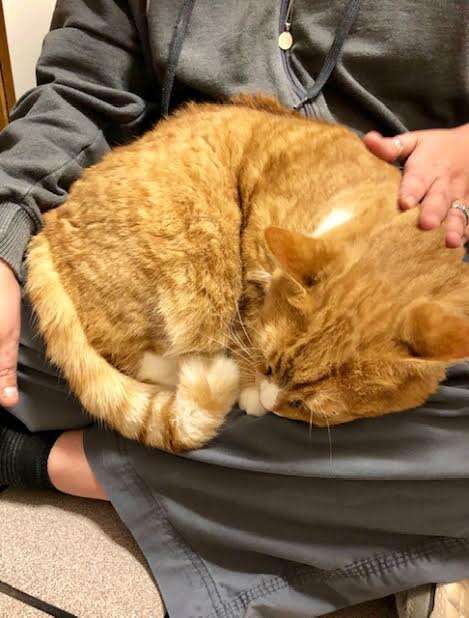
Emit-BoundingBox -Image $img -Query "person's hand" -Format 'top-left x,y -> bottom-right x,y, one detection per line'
363,123 -> 469,248
0,259 -> 20,407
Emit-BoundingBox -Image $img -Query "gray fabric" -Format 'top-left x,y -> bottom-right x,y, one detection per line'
0,0 -> 467,277
395,585 -> 435,618
0,205 -> 34,282
9,295 -> 469,617
14,292 -> 91,432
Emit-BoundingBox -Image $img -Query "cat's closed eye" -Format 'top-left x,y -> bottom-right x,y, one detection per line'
265,366 -> 273,377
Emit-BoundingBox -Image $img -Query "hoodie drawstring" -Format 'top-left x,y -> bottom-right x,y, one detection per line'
161,0 -> 197,117
294,0 -> 361,110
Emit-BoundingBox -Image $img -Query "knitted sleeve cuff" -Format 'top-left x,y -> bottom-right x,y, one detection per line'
0,203 -> 36,283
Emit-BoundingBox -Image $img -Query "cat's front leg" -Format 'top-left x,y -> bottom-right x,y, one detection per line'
135,351 -> 239,451
170,353 -> 240,450
239,385 -> 268,417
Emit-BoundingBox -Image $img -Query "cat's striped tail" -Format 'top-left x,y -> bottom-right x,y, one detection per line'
25,233 -> 236,452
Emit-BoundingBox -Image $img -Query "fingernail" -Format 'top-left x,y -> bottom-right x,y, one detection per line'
3,387 -> 17,398
393,136 -> 404,153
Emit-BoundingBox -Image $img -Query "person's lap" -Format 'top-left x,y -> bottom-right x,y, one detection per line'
11,292 -> 469,617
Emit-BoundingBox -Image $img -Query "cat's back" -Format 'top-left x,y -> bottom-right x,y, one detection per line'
42,98 -> 296,229
38,96 -> 399,294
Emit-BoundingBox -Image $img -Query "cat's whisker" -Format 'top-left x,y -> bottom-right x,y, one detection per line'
229,331 -> 263,362
236,318 -> 262,343
208,335 -> 249,359
228,328 -> 253,354
240,372 -> 257,382
224,342 -> 254,362
206,335 -> 255,368
218,340 -> 257,369
237,359 -> 257,371
235,355 -> 256,369
227,332 -> 256,364
208,335 -> 230,350
229,351 -> 254,368
322,412 -> 334,468
240,368 -> 257,376
235,303 -> 254,346
246,323 -> 263,340
242,325 -> 263,353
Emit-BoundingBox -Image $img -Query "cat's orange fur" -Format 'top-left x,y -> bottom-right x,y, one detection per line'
25,94 -> 469,452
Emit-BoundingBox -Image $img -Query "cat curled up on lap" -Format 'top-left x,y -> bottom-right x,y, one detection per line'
25,94 -> 469,453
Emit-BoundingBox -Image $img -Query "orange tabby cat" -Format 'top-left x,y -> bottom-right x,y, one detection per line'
25,94 -> 469,452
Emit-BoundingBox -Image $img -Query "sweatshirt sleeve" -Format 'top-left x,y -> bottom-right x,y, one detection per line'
0,0 -> 156,281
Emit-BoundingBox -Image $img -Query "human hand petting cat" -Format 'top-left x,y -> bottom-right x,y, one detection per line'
363,123 -> 469,248
0,259 -> 20,408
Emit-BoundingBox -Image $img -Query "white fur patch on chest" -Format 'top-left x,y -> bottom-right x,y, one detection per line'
311,208 -> 353,238
136,352 -> 179,387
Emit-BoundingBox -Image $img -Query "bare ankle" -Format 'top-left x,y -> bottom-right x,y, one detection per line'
47,430 -> 108,500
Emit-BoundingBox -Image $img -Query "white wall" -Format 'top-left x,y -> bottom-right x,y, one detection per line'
4,0 -> 56,100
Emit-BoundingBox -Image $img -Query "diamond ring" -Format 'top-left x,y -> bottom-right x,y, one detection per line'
450,200 -> 469,227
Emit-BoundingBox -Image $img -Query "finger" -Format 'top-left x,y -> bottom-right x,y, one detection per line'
398,156 -> 436,210
363,131 -> 418,164
418,176 -> 451,230
445,205 -> 467,248
0,329 -> 19,407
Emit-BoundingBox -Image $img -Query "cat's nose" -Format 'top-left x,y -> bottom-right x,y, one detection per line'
259,379 -> 280,410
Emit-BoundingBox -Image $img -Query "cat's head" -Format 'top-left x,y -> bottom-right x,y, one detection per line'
251,219 -> 469,426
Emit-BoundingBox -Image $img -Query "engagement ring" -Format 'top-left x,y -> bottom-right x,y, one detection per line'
450,200 -> 469,227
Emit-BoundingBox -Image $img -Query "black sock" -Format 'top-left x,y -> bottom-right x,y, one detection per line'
0,423 -> 60,489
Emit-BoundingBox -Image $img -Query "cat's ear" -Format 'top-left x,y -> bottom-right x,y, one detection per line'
400,300 -> 469,361
264,227 -> 336,286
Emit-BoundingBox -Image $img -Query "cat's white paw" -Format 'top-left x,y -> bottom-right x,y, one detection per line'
178,357 -> 207,390
239,385 -> 268,417
179,354 -> 240,409
174,354 -> 240,450
205,354 -> 240,409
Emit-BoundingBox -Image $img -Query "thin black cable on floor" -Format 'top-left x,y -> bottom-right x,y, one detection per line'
0,580 -> 77,618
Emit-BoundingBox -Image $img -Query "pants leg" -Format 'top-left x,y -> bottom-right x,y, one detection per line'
9,290 -> 91,432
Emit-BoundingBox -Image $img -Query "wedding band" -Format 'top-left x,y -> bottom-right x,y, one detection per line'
450,200 -> 469,227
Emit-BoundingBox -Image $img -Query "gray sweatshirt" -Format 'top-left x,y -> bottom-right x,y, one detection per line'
0,0 -> 468,280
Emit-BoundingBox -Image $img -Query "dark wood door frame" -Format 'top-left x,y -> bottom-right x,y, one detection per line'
0,0 -> 16,127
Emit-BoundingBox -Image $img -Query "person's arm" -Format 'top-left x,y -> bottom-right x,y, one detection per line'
0,0 -> 156,408
0,0 -> 155,281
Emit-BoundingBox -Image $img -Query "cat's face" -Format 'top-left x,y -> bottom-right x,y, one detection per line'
253,226 -> 469,426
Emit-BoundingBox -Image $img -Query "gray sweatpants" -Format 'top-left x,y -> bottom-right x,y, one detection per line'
11,293 -> 469,618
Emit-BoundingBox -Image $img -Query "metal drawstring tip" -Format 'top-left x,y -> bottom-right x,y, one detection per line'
293,98 -> 308,111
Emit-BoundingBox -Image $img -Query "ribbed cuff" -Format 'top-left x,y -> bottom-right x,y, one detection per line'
0,203 -> 35,282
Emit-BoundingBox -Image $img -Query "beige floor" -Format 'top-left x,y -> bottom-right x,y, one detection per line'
0,488 -> 165,617
0,488 -> 397,618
